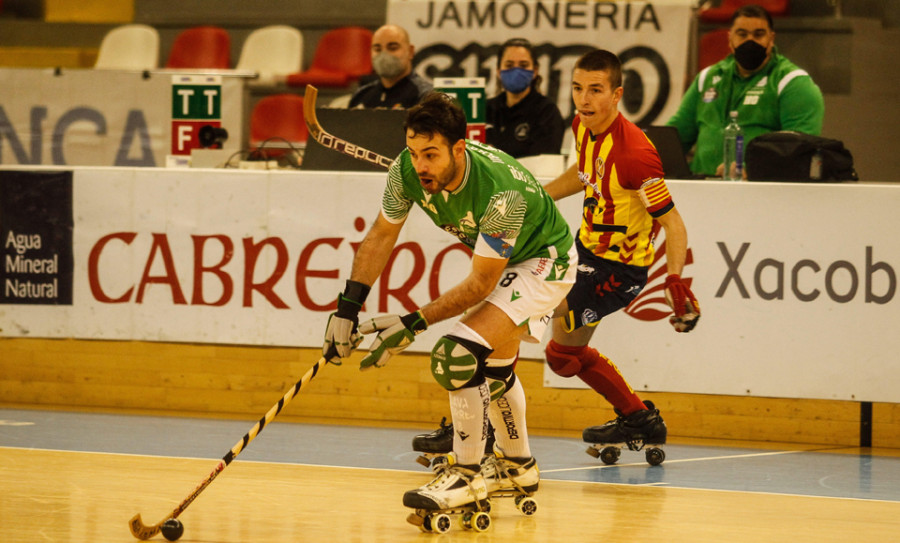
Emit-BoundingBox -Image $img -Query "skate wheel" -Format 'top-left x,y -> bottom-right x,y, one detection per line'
479,499 -> 492,514
430,513 -> 452,534
515,495 -> 538,516
645,447 -> 665,466
418,514 -> 433,533
600,446 -> 621,465
415,455 -> 431,468
585,445 -> 601,458
463,511 -> 491,532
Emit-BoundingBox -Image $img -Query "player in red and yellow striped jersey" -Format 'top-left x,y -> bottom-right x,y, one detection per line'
542,49 -> 700,462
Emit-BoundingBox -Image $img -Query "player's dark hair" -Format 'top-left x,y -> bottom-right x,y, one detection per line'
404,92 -> 467,145
496,37 -> 542,91
730,4 -> 774,30
574,49 -> 623,89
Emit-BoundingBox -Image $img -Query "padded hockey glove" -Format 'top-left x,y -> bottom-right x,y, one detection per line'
357,311 -> 428,371
323,280 -> 370,363
664,274 -> 701,333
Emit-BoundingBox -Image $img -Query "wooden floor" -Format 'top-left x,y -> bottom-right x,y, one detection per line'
3,409 -> 900,542
5,447 -> 900,543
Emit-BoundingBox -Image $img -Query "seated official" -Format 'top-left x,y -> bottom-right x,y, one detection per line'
349,24 -> 432,109
486,38 -> 565,158
665,4 -> 824,177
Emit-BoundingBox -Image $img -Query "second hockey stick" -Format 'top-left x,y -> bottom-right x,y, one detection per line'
128,356 -> 330,540
303,84 -> 394,170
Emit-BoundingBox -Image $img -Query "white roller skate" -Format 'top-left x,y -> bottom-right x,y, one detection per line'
480,447 -> 539,516
583,400 -> 667,466
403,455 -> 492,533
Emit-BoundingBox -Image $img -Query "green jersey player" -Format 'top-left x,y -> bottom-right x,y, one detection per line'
322,92 -> 575,527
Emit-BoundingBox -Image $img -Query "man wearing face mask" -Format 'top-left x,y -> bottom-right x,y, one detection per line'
485,38 -> 565,158
349,24 -> 433,109
666,4 -> 824,177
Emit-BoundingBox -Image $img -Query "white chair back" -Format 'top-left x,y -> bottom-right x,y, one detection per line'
94,24 -> 159,70
237,25 -> 303,80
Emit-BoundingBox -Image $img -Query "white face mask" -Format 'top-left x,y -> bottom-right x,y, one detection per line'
372,52 -> 406,80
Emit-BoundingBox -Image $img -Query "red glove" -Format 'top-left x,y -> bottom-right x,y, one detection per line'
664,274 -> 701,333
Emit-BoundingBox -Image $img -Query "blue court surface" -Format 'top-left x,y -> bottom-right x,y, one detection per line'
2,407 -> 898,504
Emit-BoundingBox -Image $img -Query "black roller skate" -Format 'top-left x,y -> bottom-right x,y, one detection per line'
583,401 -> 667,466
412,418 -> 496,468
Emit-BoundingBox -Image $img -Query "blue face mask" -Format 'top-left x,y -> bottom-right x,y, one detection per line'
500,67 -> 534,93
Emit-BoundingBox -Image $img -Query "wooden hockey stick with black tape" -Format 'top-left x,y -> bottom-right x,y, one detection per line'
128,356 -> 330,540
303,85 -> 395,170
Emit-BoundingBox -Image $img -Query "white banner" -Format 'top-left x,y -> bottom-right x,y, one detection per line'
389,0 -> 693,124
0,68 -> 246,167
2,167 -> 899,402
545,181 -> 900,402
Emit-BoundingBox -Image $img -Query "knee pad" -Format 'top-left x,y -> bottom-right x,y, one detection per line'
546,340 -> 590,378
484,354 -> 518,401
431,334 -> 491,391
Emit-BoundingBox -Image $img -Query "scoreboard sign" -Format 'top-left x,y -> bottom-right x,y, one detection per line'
170,75 -> 223,156
434,77 -> 486,143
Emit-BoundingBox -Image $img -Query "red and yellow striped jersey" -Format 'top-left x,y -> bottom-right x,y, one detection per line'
573,113 -> 673,267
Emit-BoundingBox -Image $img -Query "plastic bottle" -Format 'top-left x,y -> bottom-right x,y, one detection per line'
723,111 -> 744,181
810,148 -> 823,180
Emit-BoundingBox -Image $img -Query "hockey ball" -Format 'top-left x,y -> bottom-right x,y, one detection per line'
161,518 -> 184,541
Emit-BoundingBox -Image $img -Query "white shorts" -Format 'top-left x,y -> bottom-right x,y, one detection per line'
483,243 -> 577,343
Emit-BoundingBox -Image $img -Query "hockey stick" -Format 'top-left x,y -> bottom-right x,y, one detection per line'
128,356 -> 330,540
303,84 -> 395,170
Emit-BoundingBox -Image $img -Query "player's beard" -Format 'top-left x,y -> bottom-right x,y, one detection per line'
418,155 -> 461,194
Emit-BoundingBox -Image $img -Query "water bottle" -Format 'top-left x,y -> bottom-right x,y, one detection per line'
810,148 -> 823,180
723,111 -> 744,181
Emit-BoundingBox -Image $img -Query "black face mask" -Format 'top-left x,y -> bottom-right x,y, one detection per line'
734,40 -> 769,71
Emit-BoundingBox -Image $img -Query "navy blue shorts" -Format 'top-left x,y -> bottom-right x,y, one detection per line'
564,238 -> 649,331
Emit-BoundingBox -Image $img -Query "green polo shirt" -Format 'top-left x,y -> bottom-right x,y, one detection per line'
666,49 -> 824,176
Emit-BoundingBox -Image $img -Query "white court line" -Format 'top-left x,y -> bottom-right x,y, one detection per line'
542,448 -> 812,474
7,445 -> 899,504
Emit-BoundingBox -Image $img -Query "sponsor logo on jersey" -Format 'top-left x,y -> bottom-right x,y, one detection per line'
441,224 -> 475,246
594,156 -> 606,180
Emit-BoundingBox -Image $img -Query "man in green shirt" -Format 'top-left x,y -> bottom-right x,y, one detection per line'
666,4 -> 824,177
322,92 -> 576,525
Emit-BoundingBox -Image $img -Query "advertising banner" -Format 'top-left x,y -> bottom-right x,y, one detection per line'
0,170 -> 74,305
0,68 -> 245,168
388,0 -> 693,125
1,167 -> 899,402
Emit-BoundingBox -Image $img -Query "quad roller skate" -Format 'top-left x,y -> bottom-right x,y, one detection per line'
404,458 -> 493,533
583,401 -> 667,466
411,417 -> 496,468
480,448 -> 540,517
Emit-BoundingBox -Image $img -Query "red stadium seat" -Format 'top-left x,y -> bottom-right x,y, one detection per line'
249,94 -> 308,156
285,26 -> 372,88
165,26 -> 231,69
698,28 -> 732,70
699,0 -> 789,24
